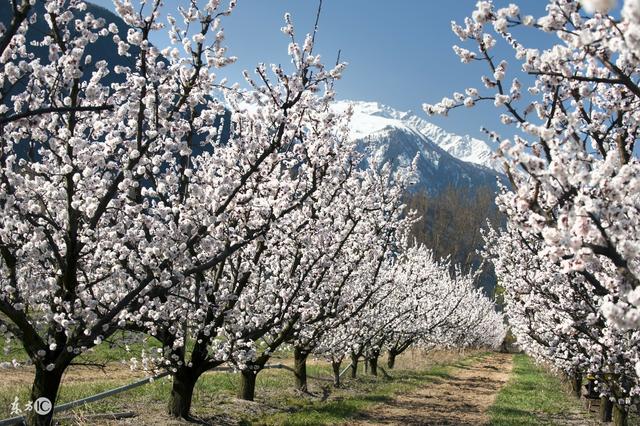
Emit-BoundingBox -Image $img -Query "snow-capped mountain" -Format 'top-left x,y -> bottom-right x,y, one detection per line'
333,100 -> 503,194
334,101 -> 502,172
404,117 -> 502,172
1,0 -> 502,197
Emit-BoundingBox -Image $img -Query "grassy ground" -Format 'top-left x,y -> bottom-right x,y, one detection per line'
254,353 -> 488,426
488,354 -> 593,426
0,349 -> 484,425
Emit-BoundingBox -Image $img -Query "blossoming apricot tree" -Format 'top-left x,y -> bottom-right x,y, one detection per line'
425,0 -> 640,422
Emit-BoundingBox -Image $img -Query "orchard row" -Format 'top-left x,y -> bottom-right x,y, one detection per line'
0,1 -> 504,424
425,1 -> 640,425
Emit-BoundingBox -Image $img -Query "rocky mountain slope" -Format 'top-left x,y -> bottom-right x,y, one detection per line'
333,101 -> 503,195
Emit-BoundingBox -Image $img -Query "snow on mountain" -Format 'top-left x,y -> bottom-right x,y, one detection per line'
333,100 -> 503,195
406,117 -> 502,172
2,0 -> 500,197
334,100 -> 502,172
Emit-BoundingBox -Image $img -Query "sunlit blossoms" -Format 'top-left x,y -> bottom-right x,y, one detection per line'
1,1 -> 506,424
425,0 -> 640,421
581,0 -> 617,14
314,243 -> 505,383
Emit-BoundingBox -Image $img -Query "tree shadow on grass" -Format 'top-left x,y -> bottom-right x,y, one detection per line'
339,370 -> 503,425
409,369 -> 453,382
222,358 -> 494,425
488,406 -> 541,426
289,393 -> 394,417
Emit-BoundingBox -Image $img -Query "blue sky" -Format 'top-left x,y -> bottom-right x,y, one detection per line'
92,0 -> 549,141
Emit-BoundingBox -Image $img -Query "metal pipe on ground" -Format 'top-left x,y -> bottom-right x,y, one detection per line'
0,362 -> 338,425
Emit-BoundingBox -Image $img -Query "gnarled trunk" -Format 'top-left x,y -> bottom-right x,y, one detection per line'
387,351 -> 397,369
293,347 -> 309,392
331,361 -> 341,387
350,353 -> 358,378
26,365 -> 64,426
600,397 -> 613,422
613,404 -> 628,426
167,367 -> 200,419
369,356 -> 378,376
238,369 -> 258,401
569,373 -> 581,399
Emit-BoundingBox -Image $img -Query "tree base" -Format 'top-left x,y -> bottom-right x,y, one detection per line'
293,347 -> 309,392
167,370 -> 198,420
331,361 -> 341,387
238,370 -> 258,401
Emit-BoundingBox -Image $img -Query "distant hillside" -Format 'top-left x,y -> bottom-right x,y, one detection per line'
332,101 -> 504,295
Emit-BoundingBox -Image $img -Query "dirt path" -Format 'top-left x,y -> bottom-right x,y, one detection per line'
350,353 -> 513,425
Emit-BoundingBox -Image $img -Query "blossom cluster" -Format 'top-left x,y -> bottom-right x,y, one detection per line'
313,244 -> 505,368
0,0 -> 505,420
427,0 -> 640,414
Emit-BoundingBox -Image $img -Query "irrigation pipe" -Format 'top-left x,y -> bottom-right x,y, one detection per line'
0,362 -> 338,425
339,362 -> 353,378
0,371 -> 169,426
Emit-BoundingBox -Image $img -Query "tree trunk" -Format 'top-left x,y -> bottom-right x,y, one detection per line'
364,358 -> 369,374
570,373 -> 581,399
167,367 -> 199,419
600,397 -> 613,422
369,356 -> 378,376
331,361 -> 341,387
238,369 -> 258,401
387,352 -> 397,369
293,347 -> 309,392
26,365 -> 64,426
350,353 -> 358,378
613,404 -> 628,426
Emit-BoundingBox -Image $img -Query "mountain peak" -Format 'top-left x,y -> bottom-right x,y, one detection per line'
334,100 -> 502,172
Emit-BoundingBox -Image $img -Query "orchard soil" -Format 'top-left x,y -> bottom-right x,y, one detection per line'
0,351 -> 600,425
348,353 -> 512,425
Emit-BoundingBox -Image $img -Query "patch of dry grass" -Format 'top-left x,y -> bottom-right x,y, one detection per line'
0,349 -> 486,425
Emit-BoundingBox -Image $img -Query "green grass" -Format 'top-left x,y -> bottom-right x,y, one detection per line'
0,362 -> 283,419
0,371 -> 168,418
0,350 -> 488,424
488,354 -> 585,426
253,353 -> 488,425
